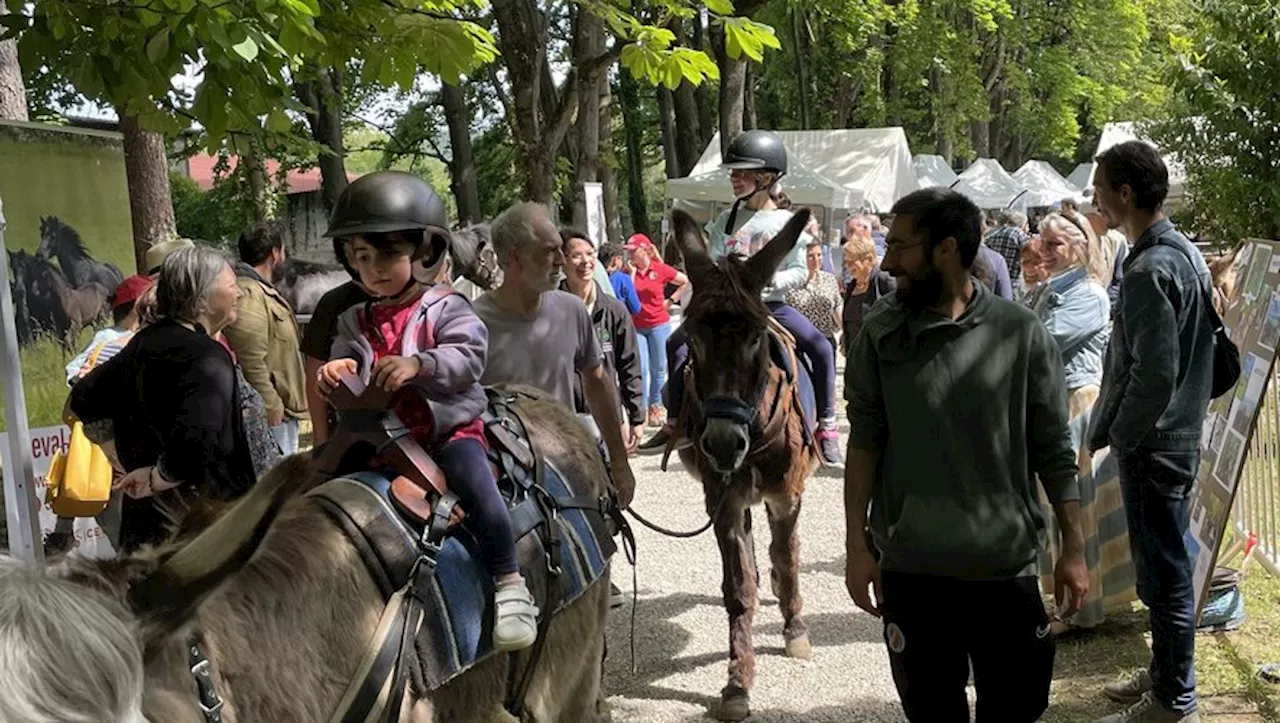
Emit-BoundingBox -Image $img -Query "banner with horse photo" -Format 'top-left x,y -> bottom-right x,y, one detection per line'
0,119 -> 134,554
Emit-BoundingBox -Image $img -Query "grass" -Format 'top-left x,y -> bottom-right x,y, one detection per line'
1047,564 -> 1280,722
0,328 -> 99,432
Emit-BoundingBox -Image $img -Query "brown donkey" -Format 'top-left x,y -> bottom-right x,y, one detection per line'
667,208 -> 820,721
49,388 -> 614,723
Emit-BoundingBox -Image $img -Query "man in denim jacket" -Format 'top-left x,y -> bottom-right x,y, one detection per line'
1088,141 -> 1214,723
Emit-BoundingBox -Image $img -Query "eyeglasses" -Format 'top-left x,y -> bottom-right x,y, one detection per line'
883,240 -> 925,256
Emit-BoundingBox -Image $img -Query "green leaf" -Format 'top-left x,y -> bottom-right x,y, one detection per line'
146,28 -> 170,64
232,36 -> 259,61
266,108 -> 292,132
704,0 -> 734,15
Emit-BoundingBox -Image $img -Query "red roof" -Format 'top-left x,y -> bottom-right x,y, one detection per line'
184,153 -> 359,196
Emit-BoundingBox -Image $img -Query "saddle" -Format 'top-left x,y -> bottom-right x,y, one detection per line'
306,375 -> 624,723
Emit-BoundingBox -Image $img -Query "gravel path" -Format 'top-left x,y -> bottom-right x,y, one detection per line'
603,410 -> 908,722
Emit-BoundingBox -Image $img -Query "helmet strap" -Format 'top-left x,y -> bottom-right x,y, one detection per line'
723,170 -> 786,234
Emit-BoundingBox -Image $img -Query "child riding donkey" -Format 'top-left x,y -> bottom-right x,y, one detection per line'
316,171 -> 538,652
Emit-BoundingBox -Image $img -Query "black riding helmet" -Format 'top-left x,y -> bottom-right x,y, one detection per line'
324,170 -> 452,281
721,129 -> 788,175
720,130 -> 788,232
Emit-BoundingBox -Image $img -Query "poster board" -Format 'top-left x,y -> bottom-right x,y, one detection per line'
1187,238 -> 1280,616
0,424 -> 114,558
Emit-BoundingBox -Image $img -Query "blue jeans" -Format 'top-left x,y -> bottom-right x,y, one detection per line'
1117,448 -> 1199,714
270,417 -> 299,455
636,322 -> 673,408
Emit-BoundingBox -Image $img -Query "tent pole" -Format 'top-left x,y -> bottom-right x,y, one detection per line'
0,194 -> 44,564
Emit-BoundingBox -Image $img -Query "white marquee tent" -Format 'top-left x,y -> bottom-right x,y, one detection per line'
1066,163 -> 1095,194
684,128 -> 917,213
1011,160 -> 1085,208
1091,121 -> 1187,204
951,158 -> 1024,209
912,154 -> 958,189
667,156 -> 858,209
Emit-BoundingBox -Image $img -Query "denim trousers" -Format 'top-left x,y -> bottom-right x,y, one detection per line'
1117,448 -> 1200,714
635,322 -> 673,408
270,417 -> 300,456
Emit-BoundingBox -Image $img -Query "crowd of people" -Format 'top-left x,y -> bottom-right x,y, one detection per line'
3,130 -> 1217,723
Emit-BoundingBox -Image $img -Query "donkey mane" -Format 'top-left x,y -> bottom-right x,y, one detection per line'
684,254 -> 772,330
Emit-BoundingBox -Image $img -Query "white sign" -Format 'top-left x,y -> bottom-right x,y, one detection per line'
584,182 -> 606,248
0,424 -> 114,558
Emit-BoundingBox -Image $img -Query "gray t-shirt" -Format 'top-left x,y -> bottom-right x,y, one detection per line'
473,290 -> 603,410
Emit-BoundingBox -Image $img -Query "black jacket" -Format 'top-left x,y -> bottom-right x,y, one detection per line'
71,319 -> 258,501
562,282 -> 645,425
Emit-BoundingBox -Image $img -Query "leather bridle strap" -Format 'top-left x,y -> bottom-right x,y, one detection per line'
189,635 -> 224,723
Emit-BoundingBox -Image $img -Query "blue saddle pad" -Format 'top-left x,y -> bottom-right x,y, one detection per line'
340,465 -> 611,690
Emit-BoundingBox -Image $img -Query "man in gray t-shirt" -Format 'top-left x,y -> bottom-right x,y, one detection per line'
476,201 -> 636,509
474,289 -> 601,410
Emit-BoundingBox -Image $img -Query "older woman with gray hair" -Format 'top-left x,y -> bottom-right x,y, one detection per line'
69,245 -> 260,552
1028,211 -> 1132,636
0,556 -> 144,723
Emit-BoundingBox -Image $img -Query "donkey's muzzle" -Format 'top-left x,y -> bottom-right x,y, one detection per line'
701,418 -> 750,474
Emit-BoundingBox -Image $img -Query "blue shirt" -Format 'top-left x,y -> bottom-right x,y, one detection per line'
609,270 -> 641,315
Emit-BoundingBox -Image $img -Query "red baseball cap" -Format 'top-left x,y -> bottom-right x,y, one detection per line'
112,275 -> 153,309
625,233 -> 654,251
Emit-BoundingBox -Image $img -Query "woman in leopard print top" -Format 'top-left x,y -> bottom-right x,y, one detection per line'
785,240 -> 843,352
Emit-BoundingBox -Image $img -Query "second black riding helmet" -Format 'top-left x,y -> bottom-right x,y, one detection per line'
324,170 -> 452,275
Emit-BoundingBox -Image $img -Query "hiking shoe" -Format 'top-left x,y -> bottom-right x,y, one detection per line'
1103,668 -> 1155,704
1096,692 -> 1198,723
610,583 -> 625,609
494,579 -> 540,652
816,430 -> 844,468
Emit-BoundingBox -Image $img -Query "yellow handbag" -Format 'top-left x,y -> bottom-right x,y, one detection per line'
45,421 -> 112,517
46,339 -> 119,518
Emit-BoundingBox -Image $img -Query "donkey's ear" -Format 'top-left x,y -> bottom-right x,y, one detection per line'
743,208 -> 811,290
670,209 -> 717,282
127,454 -> 312,649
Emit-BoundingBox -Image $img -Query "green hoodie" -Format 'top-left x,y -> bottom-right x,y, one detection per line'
845,281 -> 1078,580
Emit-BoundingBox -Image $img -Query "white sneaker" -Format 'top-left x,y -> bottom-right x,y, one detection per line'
494,579 -> 539,652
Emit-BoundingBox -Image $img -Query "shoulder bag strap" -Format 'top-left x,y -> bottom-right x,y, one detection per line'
1151,238 -> 1227,333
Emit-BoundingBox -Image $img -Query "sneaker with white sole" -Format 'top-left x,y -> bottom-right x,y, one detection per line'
1103,668 -> 1154,704
494,580 -> 539,652
1095,692 -> 1199,723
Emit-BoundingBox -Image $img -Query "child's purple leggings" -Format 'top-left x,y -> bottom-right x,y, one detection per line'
435,438 -> 519,577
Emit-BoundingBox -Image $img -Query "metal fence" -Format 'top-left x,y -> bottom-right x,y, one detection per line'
1234,367 -> 1280,577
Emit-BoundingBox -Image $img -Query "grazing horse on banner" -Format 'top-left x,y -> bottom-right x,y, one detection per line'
8,249 -> 71,348
666,208 -> 819,721
36,215 -> 124,291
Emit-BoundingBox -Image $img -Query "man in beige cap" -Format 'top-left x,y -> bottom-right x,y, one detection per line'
144,237 -> 195,276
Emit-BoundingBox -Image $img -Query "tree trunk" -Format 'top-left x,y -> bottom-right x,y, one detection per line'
669,20 -> 702,176
743,62 -> 757,131
618,74 -> 653,238
241,141 -> 270,222
440,83 -> 482,224
792,8 -> 811,130
599,83 -> 622,245
493,0 -> 580,207
970,120 -> 990,158
656,85 -> 680,178
570,12 -> 604,228
691,12 -> 715,151
119,114 -> 176,273
295,66 -> 348,210
713,24 -> 748,156
0,8 -> 27,122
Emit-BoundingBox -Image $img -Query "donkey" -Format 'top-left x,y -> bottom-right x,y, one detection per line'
667,208 -> 820,721
47,389 -> 614,723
